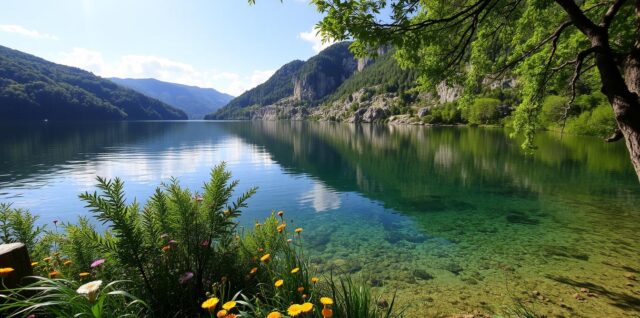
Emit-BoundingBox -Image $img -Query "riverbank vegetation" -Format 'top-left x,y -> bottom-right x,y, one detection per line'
0,163 -> 398,317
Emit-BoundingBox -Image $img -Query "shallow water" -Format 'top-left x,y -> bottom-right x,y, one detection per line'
1,121 -> 639,317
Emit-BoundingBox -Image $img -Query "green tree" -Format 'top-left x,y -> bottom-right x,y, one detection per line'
298,0 -> 640,180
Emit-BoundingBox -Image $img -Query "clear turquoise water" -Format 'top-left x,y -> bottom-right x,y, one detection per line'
1,121 -> 639,316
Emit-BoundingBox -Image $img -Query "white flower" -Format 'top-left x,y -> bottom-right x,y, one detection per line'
76,280 -> 102,302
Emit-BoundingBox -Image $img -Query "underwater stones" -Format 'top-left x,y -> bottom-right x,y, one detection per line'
573,293 -> 585,301
326,258 -> 362,274
444,262 -> 464,275
624,272 -> 637,281
369,278 -> 384,287
384,231 -> 428,244
542,246 -> 589,261
505,211 -> 540,225
376,299 -> 389,309
413,269 -> 434,280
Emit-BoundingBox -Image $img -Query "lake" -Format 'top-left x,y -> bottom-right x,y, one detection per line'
1,121 -> 639,317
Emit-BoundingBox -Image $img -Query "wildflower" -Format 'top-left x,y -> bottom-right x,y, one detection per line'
222,300 -> 236,310
311,277 -> 319,284
31,262 -> 38,267
217,310 -> 228,318
162,245 -> 170,252
76,280 -> 102,302
287,239 -> 293,243
295,228 -> 303,233
249,267 -> 258,274
287,304 -> 302,317
260,253 -> 271,262
274,279 -> 284,288
277,211 -> 284,217
258,247 -> 264,253
277,223 -> 286,233
53,252 -> 60,257
201,297 -> 219,311
43,257 -> 51,262
90,259 -> 105,268
168,240 -> 177,245
301,302 -> 313,313
160,233 -> 169,239
179,272 -> 194,284
297,286 -> 304,293
0,267 -> 14,277
291,267 -> 300,274
267,312 -> 282,318
320,297 -> 334,306
302,294 -> 308,299
79,272 -> 90,278
226,315 -> 238,318
48,271 -> 60,278
63,260 -> 72,266
322,308 -> 334,318
201,240 -> 209,246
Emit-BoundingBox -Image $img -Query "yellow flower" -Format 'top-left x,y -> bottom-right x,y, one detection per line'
274,279 -> 284,288
48,271 -> 60,278
217,310 -> 228,318
295,228 -> 303,233
222,300 -> 236,310
291,267 -> 300,274
53,252 -> 60,257
260,253 -> 271,262
0,267 -> 14,277
255,222 -> 262,228
277,211 -> 284,217
267,312 -> 282,318
320,297 -> 334,306
79,272 -> 91,278
201,297 -> 219,311
311,277 -> 319,284
322,307 -> 334,318
31,262 -> 39,267
43,257 -> 52,262
287,304 -> 302,317
277,223 -> 286,233
250,267 -> 258,274
301,302 -> 313,313
63,260 -> 72,266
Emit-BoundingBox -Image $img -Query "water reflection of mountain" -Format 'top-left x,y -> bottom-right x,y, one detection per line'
0,122 -> 227,186
221,121 -> 638,214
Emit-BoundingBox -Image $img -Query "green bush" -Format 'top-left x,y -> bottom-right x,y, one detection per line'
565,104 -> 616,137
424,102 -> 462,124
540,95 -> 569,127
465,98 -> 501,125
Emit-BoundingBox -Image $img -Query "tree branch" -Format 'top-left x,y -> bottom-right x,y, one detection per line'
601,0 -> 628,27
554,0 -> 600,37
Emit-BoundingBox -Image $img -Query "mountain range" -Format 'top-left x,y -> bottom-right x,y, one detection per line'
0,45 -> 187,121
109,78 -> 233,119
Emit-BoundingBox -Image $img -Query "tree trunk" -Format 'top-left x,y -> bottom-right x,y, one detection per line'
618,49 -> 640,180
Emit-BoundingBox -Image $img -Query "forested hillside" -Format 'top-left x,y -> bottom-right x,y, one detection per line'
0,45 -> 187,121
110,78 -> 233,119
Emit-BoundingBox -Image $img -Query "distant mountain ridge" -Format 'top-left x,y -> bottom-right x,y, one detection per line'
109,78 -> 233,119
0,45 -> 186,121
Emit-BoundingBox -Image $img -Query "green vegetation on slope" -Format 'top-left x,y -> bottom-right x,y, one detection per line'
110,78 -> 233,119
0,45 -> 187,121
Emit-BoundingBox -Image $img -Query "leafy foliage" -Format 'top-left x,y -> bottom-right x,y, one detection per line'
0,203 -> 45,254
0,45 -> 187,121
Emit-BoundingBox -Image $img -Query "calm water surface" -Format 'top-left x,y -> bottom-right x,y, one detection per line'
1,121 -> 639,317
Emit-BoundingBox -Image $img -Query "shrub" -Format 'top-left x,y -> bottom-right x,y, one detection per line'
540,95 -> 569,127
565,104 -> 616,137
0,203 -> 46,256
465,98 -> 501,125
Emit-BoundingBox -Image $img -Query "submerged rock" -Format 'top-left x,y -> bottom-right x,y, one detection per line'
413,269 -> 434,280
444,262 -> 464,275
506,211 -> 540,225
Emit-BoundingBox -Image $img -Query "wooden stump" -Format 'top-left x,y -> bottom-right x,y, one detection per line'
0,243 -> 33,289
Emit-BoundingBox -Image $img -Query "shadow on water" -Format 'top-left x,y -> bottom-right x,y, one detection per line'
546,275 -> 640,311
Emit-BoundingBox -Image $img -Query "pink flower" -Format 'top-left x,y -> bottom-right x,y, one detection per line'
179,272 -> 194,284
168,240 -> 177,245
201,240 -> 209,246
90,259 -> 105,268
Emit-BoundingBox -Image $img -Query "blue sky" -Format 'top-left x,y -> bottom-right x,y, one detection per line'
0,0 -> 336,95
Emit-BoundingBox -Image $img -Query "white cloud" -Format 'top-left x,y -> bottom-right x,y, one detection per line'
54,48 -> 274,96
0,24 -> 58,40
299,26 -> 336,53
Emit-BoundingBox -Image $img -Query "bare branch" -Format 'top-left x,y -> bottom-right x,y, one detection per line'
605,129 -> 624,142
601,0 -> 628,27
560,47 -> 597,137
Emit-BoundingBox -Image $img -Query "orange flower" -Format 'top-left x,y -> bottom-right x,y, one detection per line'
277,211 -> 284,217
311,277 -> 319,284
260,253 -> 271,262
267,312 -> 282,318
162,245 -> 170,252
300,302 -> 313,313
79,272 -> 91,278
0,267 -> 14,277
63,260 -> 72,266
274,279 -> 284,288
48,271 -> 60,278
297,286 -> 305,293
225,314 -> 237,318
291,267 -> 300,274
250,267 -> 258,274
295,228 -> 303,234
277,223 -> 286,233
43,257 -> 51,262
216,310 -> 228,318
322,307 -> 334,318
